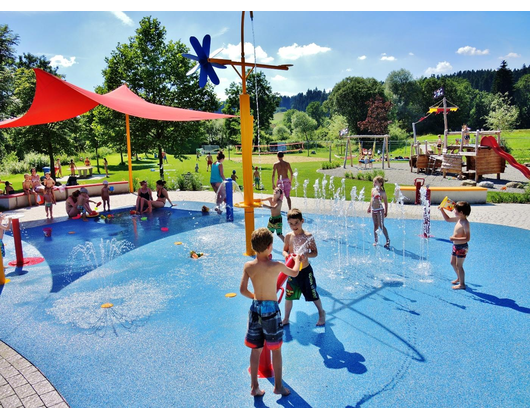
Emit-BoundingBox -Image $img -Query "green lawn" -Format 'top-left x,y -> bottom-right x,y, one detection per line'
0,150 -> 388,202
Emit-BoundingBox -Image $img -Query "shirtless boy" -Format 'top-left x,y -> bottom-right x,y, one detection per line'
282,209 -> 326,326
22,174 -> 36,207
240,227 -> 301,397
271,152 -> 293,210
262,187 -> 285,242
440,201 -> 471,290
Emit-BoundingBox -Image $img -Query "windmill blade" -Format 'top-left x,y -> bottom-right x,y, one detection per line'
182,53 -> 199,62
205,64 -> 220,85
199,67 -> 208,88
186,63 -> 200,76
190,36 -> 207,61
211,47 -> 223,58
202,34 -> 212,57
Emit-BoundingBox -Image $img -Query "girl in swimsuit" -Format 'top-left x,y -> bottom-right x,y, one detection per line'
136,180 -> 153,214
151,180 -> 175,209
367,175 -> 390,248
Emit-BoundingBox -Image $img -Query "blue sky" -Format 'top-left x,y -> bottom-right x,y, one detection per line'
2,4 -> 530,101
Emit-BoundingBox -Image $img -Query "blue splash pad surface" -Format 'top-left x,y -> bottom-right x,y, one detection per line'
0,202 -> 528,408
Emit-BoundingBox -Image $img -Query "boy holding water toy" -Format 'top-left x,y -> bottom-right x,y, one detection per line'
282,208 -> 326,327
262,187 -> 285,242
240,227 -> 301,397
439,201 -> 471,290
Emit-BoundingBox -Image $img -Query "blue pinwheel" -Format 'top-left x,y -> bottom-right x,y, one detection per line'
182,34 -> 226,88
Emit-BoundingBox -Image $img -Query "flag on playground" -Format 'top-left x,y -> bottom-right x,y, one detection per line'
340,128 -> 349,136
433,87 -> 444,99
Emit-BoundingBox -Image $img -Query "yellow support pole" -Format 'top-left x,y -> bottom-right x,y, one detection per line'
126,114 -> 134,193
0,253 -> 9,285
240,93 -> 256,256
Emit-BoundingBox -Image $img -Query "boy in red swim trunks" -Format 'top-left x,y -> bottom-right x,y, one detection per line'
439,201 -> 471,290
240,227 -> 301,397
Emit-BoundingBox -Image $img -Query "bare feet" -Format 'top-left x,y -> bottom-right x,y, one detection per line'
373,242 -> 377,246
281,319 -> 289,326
316,311 -> 326,326
451,279 -> 459,285
384,241 -> 390,249
251,387 -> 265,397
452,284 -> 466,290
274,386 -> 291,396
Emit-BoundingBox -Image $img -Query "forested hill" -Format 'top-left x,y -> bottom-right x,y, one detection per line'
447,64 -> 530,92
278,64 -> 530,111
279,88 -> 330,111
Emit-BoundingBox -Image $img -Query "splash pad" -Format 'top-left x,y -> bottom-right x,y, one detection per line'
0,199 -> 528,408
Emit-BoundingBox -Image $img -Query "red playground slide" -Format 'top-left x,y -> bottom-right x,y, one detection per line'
480,136 -> 530,179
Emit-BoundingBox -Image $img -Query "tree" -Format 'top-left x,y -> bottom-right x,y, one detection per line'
222,71 -> 280,144
357,95 -> 393,135
0,24 -> 19,159
484,92 -> 519,132
99,16 -> 220,174
514,74 -> 530,129
291,111 -> 317,144
273,124 -> 291,141
384,69 -> 422,131
306,101 -> 325,128
326,76 -> 384,134
492,60 -> 514,101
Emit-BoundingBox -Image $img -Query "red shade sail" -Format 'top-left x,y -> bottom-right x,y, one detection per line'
0,68 -> 233,129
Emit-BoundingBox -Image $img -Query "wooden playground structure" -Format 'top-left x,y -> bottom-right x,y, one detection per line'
410,129 -> 506,181
409,97 -> 507,181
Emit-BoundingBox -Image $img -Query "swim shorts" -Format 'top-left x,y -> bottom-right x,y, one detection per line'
77,205 -> 86,215
45,202 -> 52,208
286,264 -> 320,302
254,177 -> 260,185
452,243 -> 468,258
277,178 -> 291,198
244,300 -> 283,350
0,239 -> 4,258
267,215 -> 283,235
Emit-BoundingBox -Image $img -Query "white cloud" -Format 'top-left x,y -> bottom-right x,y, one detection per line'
358,55 -> 367,60
110,11 -> 134,26
501,52 -> 521,59
272,75 -> 287,81
277,43 -> 331,60
380,53 -> 396,62
456,46 -> 489,56
409,52 -> 414,56
222,42 -> 274,64
425,61 -> 453,75
50,55 -> 76,68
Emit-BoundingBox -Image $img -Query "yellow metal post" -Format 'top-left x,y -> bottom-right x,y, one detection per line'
126,114 -> 134,193
0,252 -> 9,285
240,93 -> 255,256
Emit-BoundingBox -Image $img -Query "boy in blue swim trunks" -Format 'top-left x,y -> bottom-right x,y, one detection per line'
282,208 -> 326,326
262,187 -> 284,242
240,227 -> 301,397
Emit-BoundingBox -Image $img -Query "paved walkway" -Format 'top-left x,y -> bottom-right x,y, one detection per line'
1,184 -> 529,408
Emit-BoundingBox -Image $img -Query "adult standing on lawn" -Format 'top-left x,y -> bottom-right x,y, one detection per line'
272,152 -> 293,210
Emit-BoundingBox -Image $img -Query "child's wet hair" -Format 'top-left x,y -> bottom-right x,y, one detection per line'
373,175 -> 385,190
251,227 -> 273,253
287,208 -> 303,221
455,201 -> 471,216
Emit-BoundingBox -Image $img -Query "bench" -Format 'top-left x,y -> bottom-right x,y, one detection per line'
0,181 -> 129,210
398,186 -> 488,204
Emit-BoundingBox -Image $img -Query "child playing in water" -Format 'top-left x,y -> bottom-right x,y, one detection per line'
0,213 -> 12,262
22,174 -> 36,207
262,187 -> 285,242
43,172 -> 56,204
253,167 -> 260,189
101,180 -> 111,212
77,188 -> 96,221
439,201 -> 471,290
367,175 -> 390,248
43,187 -> 54,218
282,208 -> 326,327
240,227 -> 301,397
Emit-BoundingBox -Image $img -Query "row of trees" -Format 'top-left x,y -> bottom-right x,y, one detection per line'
1,16 -> 529,179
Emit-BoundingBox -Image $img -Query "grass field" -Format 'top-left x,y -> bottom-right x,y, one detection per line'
0,150 -> 388,202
